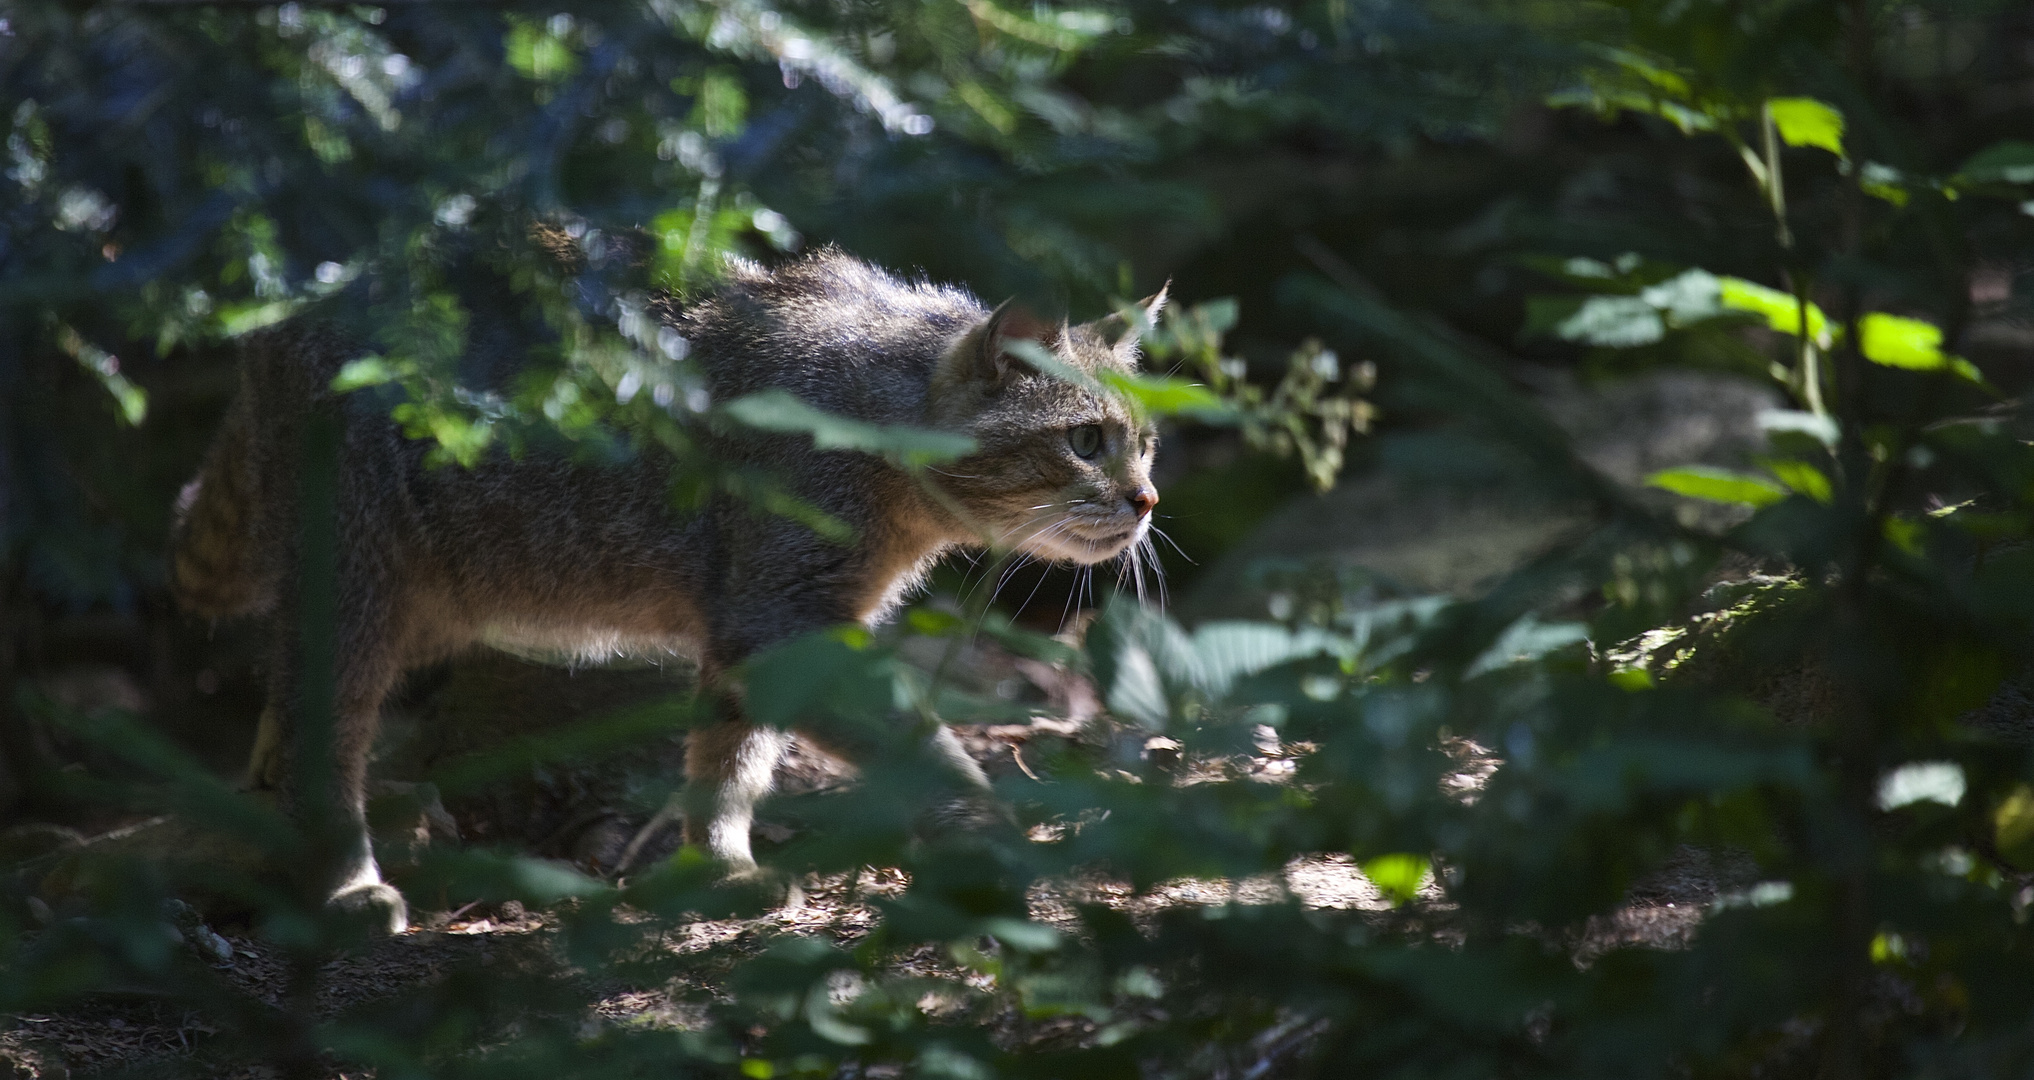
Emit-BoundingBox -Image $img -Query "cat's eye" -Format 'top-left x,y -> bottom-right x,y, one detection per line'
1069,424 -> 1103,460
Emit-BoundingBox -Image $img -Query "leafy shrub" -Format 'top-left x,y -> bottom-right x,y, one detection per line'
9,1 -> 2034,1078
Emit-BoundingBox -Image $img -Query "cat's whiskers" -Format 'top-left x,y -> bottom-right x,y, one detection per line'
965,522 -> 1046,607
957,515 -> 1050,607
985,553 -> 1035,608
985,511 -> 1057,553
1011,552 -> 1059,616
1116,539 -> 1146,606
989,517 -> 1090,609
1107,529 -> 1167,610
1146,522 -> 1194,564
1058,563 -> 1083,631
1140,534 -> 1168,609
983,515 -> 1077,606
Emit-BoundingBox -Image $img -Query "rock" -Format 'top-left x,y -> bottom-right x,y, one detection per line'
1184,369 -> 1780,620
1538,368 -> 1777,489
162,899 -> 234,964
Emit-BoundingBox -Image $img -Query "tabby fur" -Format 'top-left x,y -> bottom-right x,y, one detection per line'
171,248 -> 1163,931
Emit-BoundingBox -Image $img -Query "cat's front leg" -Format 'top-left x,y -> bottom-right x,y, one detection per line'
681,707 -> 791,878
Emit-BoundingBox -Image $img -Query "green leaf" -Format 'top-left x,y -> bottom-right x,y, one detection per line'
1465,615 -> 1590,678
105,378 -> 148,426
217,299 -> 297,337
970,608 -> 1080,666
1197,297 -> 1240,334
1189,620 -> 1354,699
416,851 -> 613,904
1608,668 -> 1654,691
1003,338 -> 1103,395
1717,277 -> 1830,345
803,985 -> 873,1046
1857,313 -> 1989,387
1859,162 -> 1910,207
1556,295 -> 1664,346
1957,140 -> 2034,185
331,356 -> 400,393
743,628 -> 889,729
723,389 -> 978,466
906,607 -> 968,637
1996,785 -> 2034,868
1097,370 -> 1234,420
1759,408 -> 1840,448
1766,97 -> 1845,156
1858,312 -> 1947,370
407,407 -> 494,468
1549,50 -> 1734,137
1004,341 -> 1234,420
1522,295 -> 1587,337
506,17 -> 577,82
980,916 -> 1063,952
63,328 -> 150,426
1613,51 -> 1691,99
1646,466 -> 1788,508
1359,853 -> 1429,907
1531,268 -> 1724,346
1883,515 -> 1924,556
1638,268 -> 1724,325
1762,459 -> 1832,504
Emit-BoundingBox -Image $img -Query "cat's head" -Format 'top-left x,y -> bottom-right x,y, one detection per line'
926,291 -> 1167,568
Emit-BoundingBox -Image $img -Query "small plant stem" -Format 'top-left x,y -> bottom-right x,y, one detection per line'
679,176 -> 721,287
1800,340 -> 1828,418
1761,101 -> 1792,249
1786,273 -> 1829,419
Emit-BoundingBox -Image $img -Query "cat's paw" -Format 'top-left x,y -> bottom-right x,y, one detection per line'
329,881 -> 409,935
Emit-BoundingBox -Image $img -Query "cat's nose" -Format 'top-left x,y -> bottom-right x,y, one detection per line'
1128,487 -> 1158,518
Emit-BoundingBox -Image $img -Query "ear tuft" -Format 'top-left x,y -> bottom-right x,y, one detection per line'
1089,281 -> 1171,362
1142,280 -> 1170,323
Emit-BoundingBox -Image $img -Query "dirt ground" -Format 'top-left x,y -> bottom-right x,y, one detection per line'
1,841 -> 1476,1079
3,638 -> 1723,1079
2,758 -> 1716,1078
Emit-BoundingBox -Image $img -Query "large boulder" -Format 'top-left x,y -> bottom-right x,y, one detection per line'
1184,369 -> 1780,620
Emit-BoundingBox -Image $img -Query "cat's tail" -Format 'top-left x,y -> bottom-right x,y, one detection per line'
170,395 -> 273,618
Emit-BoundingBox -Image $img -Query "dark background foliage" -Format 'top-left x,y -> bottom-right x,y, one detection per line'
8,0 -> 2034,1077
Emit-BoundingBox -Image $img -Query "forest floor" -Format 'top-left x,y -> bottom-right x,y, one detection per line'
2,851 -> 1416,1079
1,751 -> 1718,1079
2,642 -> 1721,1079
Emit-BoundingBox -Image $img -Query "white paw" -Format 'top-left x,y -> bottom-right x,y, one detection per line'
329,882 -> 409,935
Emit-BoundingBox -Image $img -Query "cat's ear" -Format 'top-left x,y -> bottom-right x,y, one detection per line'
1086,282 -> 1170,363
955,299 -> 1055,388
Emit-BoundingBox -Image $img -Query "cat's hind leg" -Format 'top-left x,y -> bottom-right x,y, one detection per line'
322,631 -> 415,933
258,577 -> 415,934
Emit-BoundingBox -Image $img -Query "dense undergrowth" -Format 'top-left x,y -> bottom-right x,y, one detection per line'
10,0 -> 2034,1077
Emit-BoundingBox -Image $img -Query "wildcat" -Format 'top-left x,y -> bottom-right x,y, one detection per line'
171,247 -> 1164,931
